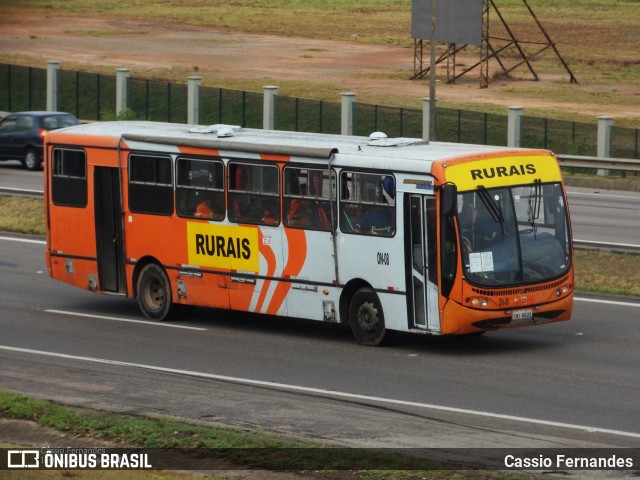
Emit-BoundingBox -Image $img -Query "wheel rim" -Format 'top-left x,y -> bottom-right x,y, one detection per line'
143,276 -> 165,311
356,301 -> 379,333
25,151 -> 37,169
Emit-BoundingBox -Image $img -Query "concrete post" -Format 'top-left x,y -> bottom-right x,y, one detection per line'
187,76 -> 202,125
46,61 -> 60,112
422,97 -> 437,143
507,106 -> 523,148
597,116 -> 613,176
116,68 -> 131,117
341,92 -> 356,136
263,86 -> 278,130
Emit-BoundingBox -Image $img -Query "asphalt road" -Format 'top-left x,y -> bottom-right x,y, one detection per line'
1,235 -> 640,457
567,186 -> 640,246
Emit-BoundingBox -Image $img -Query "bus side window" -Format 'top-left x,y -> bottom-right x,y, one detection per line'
176,157 -> 225,221
128,154 -> 174,216
51,148 -> 87,208
228,162 -> 280,226
339,171 -> 395,237
283,167 -> 335,231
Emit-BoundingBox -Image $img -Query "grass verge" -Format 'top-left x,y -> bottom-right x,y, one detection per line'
0,196 -> 45,235
0,390 -> 537,479
1,195 -> 638,297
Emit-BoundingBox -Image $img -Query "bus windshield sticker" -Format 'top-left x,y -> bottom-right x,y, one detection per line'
469,251 -> 494,273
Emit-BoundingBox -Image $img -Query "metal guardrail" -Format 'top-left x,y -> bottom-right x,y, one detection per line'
0,187 -> 43,198
574,240 -> 640,255
557,154 -> 640,173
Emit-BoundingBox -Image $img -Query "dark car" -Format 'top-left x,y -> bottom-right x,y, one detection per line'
0,111 -> 80,170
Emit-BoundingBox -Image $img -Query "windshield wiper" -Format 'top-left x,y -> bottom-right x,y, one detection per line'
477,186 -> 504,223
528,179 -> 542,237
477,185 -> 505,238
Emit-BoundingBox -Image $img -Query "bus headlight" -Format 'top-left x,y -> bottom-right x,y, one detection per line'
470,297 -> 489,308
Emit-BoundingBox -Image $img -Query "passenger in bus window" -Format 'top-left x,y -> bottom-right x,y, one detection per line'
260,198 -> 279,225
286,185 -> 312,227
195,195 -> 222,220
262,209 -> 278,225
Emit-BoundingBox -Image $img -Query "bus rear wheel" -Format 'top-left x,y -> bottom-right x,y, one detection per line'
137,263 -> 176,321
349,287 -> 392,346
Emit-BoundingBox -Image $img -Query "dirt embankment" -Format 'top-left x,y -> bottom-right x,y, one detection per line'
2,10 -> 639,124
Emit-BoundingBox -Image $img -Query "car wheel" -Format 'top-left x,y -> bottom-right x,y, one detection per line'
23,148 -> 41,171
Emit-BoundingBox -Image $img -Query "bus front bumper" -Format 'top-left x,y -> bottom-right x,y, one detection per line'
441,294 -> 573,335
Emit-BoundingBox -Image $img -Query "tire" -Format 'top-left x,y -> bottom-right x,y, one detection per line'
349,287 -> 392,346
137,263 -> 176,321
23,148 -> 41,171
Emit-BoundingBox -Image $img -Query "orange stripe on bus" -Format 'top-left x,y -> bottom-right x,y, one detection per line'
254,229 -> 277,313
266,229 -> 307,315
177,146 -> 221,157
260,153 -> 290,162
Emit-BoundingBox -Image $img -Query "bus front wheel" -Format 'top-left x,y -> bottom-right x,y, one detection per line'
137,263 -> 175,321
349,287 -> 392,346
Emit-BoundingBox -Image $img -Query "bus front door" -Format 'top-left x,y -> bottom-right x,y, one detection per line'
94,167 -> 126,294
408,195 -> 440,332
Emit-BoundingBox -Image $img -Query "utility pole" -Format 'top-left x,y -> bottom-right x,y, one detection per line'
428,0 -> 437,142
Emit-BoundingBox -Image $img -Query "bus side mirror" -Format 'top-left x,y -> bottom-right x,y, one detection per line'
441,183 -> 457,217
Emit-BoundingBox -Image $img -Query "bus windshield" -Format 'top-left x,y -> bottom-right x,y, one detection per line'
457,182 -> 571,287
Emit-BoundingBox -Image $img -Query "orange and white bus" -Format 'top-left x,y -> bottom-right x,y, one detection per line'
44,122 -> 573,345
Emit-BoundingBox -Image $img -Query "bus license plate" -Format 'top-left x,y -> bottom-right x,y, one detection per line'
512,309 -> 533,321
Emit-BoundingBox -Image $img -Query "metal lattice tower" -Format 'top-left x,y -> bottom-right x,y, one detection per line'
412,0 -> 577,87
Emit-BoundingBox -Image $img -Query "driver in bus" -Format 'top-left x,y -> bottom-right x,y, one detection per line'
357,176 -> 395,233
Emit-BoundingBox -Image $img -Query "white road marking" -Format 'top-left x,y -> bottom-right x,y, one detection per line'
44,309 -> 208,331
2,344 -> 640,440
0,235 -> 46,245
574,297 -> 640,308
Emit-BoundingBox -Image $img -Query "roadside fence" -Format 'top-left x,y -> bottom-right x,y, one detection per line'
1,62 -> 638,164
